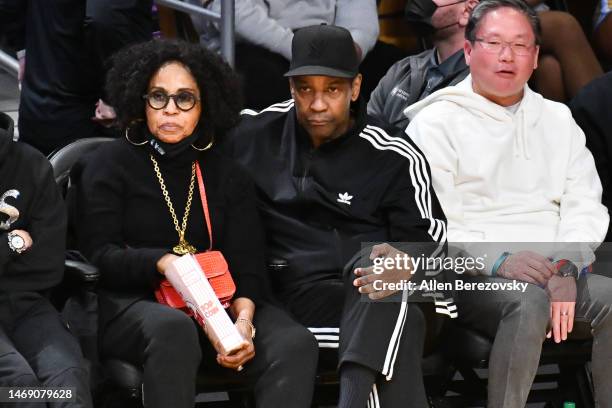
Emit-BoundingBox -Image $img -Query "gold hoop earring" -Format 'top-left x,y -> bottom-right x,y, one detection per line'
192,135 -> 215,151
125,124 -> 148,146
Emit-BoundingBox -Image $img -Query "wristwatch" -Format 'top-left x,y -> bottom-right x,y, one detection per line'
555,259 -> 578,279
7,231 -> 26,254
237,318 -> 256,339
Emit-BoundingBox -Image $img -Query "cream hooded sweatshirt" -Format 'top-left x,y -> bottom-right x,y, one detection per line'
404,75 -> 609,274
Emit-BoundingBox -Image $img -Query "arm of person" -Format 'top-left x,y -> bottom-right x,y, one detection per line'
216,296 -> 256,370
367,61 -> 404,121
405,110 -> 510,275
405,110 -> 478,244
569,88 -> 610,205
541,120 -> 605,344
553,120 -> 609,267
214,165 -> 265,368
76,155 -> 168,291
218,164 -> 266,304
205,0 -> 293,60
335,0 -> 379,59
569,84 -> 611,241
353,126 -> 447,299
537,120 -> 608,343
0,232 -> 9,274
1,158 -> 66,282
20,159 -> 67,285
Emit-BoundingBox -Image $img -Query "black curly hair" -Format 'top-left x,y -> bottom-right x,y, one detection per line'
105,39 -> 243,140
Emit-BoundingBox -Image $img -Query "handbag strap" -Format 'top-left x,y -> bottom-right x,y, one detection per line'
195,162 -> 213,251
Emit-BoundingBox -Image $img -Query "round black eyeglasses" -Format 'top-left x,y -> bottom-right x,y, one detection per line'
143,91 -> 200,111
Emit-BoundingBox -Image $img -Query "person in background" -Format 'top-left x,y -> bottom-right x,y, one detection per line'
525,0 -> 603,102
16,0 -> 98,155
8,0 -> 153,154
86,0 -> 155,128
593,0 -> 612,68
368,0 -> 477,130
187,0 -> 380,109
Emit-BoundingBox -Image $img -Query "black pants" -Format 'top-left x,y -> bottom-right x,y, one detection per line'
100,300 -> 318,408
283,263 -> 428,408
0,292 -> 93,408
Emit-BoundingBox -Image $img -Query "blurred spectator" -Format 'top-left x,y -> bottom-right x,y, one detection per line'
593,0 -> 612,68
0,0 -> 25,55
526,0 -> 603,102
187,0 -> 380,109
569,70 -> 612,241
368,0 -> 476,130
14,0 -> 152,155
17,0 -> 98,155
85,0 -> 154,104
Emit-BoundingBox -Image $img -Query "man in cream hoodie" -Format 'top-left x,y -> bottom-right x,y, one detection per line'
405,0 -> 612,406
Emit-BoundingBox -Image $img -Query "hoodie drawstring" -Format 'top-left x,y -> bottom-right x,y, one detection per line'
513,109 -> 530,160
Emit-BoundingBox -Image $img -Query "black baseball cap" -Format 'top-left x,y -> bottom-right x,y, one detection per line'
284,24 -> 359,78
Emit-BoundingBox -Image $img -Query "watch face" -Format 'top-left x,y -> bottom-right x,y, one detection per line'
558,261 -> 578,277
11,234 -> 25,249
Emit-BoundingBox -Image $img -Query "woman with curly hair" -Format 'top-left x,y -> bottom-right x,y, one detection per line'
76,39 -> 318,408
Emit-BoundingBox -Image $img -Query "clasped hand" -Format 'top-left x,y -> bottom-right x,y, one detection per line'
498,251 -> 577,343
353,243 -> 414,300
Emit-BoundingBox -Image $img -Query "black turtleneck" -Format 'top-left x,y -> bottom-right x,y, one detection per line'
75,137 -> 267,316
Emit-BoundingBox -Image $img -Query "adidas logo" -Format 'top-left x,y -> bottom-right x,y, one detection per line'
337,192 -> 353,205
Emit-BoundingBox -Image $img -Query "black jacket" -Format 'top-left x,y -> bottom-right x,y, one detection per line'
0,113 -> 67,292
75,139 -> 268,328
222,100 -> 447,295
367,48 -> 468,131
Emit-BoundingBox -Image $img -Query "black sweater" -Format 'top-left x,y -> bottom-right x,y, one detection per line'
0,129 -> 66,292
76,139 -> 267,320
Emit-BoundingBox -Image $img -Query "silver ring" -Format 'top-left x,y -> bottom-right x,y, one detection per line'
237,365 -> 244,372
561,311 -> 569,316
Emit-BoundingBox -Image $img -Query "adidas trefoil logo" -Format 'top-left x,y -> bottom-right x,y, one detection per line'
337,192 -> 353,205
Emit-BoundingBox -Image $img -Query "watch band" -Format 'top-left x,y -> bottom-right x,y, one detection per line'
237,318 -> 256,339
492,252 -> 511,276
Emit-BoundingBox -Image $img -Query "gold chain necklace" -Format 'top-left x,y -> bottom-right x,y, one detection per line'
150,154 -> 197,255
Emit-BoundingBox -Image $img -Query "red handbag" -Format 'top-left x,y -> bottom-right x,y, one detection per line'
155,162 -> 236,310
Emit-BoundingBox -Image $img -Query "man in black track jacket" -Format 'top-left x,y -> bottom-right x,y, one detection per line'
222,25 -> 447,408
0,112 -> 93,407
